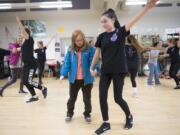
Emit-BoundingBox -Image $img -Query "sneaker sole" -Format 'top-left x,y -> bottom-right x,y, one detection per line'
124,126 -> 133,130
85,120 -> 91,123
65,118 -> 72,123
26,99 -> 39,103
124,123 -> 133,130
95,128 -> 111,135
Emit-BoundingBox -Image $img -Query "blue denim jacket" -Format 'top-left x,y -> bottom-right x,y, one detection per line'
61,46 -> 98,85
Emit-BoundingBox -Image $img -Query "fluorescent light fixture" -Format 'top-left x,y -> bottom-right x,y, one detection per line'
126,1 -> 146,5
40,1 -> 72,8
126,0 -> 160,6
0,3 -> 12,9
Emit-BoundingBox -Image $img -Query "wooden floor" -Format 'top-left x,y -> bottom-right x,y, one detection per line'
0,77 -> 180,135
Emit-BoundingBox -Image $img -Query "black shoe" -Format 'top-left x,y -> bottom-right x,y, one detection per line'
124,114 -> 133,130
0,90 -> 3,97
174,85 -> 180,90
39,81 -> 43,85
42,87 -> 48,99
26,97 -> 39,103
19,90 -> 28,94
85,116 -> 91,123
95,122 -> 111,135
65,116 -> 72,122
0,88 -> 3,97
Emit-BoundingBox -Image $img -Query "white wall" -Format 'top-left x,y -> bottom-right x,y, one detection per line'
0,6 -> 180,49
118,5 -> 180,38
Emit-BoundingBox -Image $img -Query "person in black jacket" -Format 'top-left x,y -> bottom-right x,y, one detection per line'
34,35 -> 55,84
0,48 -> 10,79
16,16 -> 48,103
167,38 -> 180,89
125,35 -> 145,97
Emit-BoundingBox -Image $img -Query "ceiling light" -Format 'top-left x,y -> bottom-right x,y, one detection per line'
39,1 -> 72,9
0,3 -> 12,9
126,0 -> 160,6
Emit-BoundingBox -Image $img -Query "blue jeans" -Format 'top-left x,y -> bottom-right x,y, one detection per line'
148,63 -> 160,85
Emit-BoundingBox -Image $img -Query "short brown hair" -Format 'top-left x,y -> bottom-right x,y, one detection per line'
71,30 -> 88,52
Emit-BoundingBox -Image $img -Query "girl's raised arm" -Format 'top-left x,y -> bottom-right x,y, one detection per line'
125,0 -> 159,31
16,16 -> 29,39
45,34 -> 57,48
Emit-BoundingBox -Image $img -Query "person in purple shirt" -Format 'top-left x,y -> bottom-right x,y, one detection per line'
0,37 -> 24,96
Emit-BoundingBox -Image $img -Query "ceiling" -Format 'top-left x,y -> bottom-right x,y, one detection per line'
0,0 -> 179,13
0,0 -> 90,12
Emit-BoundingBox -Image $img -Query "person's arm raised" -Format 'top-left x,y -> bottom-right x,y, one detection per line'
16,16 -> 29,40
125,0 -> 159,31
45,34 -> 57,48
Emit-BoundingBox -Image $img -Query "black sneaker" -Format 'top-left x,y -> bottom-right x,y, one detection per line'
95,122 -> 111,135
0,88 -> 3,97
124,114 -> 133,130
174,85 -> 180,90
85,116 -> 91,123
26,97 -> 39,103
19,90 -> 28,94
42,87 -> 48,99
39,81 -> 43,85
65,116 -> 72,122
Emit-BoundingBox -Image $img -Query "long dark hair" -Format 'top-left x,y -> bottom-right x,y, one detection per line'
127,35 -> 144,52
102,8 -> 120,29
25,28 -> 31,36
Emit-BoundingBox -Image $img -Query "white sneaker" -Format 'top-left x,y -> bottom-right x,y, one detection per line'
132,88 -> 137,98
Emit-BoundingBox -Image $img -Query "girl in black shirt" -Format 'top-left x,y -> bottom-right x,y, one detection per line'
16,16 -> 48,103
35,41 -> 46,84
90,0 -> 159,134
167,39 -> 180,89
35,35 -> 55,84
125,35 -> 140,97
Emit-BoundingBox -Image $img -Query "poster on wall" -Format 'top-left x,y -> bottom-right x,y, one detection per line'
22,20 -> 46,37
55,42 -> 60,52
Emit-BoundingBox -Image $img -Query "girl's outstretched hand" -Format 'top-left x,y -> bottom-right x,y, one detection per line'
146,0 -> 159,9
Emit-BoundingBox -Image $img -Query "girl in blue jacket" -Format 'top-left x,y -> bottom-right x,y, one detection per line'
60,30 -> 98,123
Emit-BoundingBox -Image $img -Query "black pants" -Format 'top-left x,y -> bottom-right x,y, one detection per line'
99,72 -> 131,121
23,62 -> 43,96
19,67 -> 24,91
1,68 -> 18,91
49,65 -> 56,77
169,63 -> 180,86
67,80 -> 93,117
38,61 -> 45,83
128,66 -> 138,88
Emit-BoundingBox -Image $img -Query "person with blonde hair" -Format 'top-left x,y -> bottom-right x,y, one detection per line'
60,30 -> 99,123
